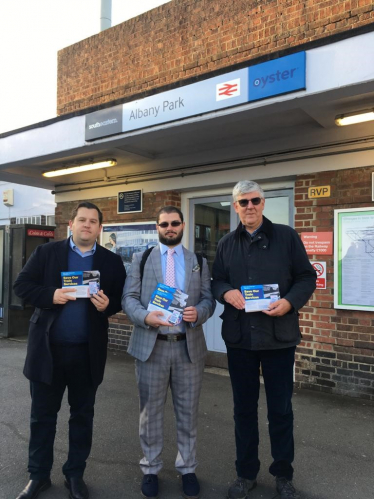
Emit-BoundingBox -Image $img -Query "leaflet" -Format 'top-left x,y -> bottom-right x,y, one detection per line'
61,271 -> 100,298
241,283 -> 280,312
147,283 -> 188,324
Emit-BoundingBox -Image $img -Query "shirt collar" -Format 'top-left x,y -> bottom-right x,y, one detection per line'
236,216 -> 273,241
240,220 -> 264,237
160,242 -> 183,255
249,222 -> 263,237
69,236 -> 97,254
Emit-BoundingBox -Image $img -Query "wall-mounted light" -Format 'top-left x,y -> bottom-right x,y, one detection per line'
42,159 -> 117,177
335,109 -> 374,126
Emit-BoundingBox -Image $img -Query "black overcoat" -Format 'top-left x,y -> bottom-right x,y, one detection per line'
13,239 -> 126,387
211,217 -> 317,350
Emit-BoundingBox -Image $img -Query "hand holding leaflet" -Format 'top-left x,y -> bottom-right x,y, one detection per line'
145,311 -> 171,328
61,271 -> 100,298
90,289 -> 109,312
53,288 -> 77,304
262,298 -> 292,317
241,284 -> 280,312
147,283 -> 188,325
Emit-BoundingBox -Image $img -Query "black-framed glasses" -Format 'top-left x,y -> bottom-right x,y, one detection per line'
157,221 -> 183,228
237,197 -> 262,207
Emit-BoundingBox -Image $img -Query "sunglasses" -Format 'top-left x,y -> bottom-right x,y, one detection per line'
157,221 -> 183,228
236,197 -> 262,207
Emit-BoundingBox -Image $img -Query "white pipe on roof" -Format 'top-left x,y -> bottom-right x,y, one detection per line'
100,0 -> 112,31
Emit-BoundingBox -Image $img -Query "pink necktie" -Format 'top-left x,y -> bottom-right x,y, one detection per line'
165,248 -> 176,287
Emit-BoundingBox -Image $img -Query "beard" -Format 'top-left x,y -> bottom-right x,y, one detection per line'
158,230 -> 184,246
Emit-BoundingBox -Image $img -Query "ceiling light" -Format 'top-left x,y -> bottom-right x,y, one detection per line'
220,201 -> 231,206
43,159 -> 117,177
335,109 -> 374,126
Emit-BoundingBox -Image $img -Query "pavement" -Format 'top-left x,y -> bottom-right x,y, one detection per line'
0,338 -> 373,499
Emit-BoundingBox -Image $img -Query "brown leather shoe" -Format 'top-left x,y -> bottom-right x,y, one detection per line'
64,477 -> 89,499
15,479 -> 51,499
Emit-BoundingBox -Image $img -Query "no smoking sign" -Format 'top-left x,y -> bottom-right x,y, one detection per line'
312,261 -> 326,289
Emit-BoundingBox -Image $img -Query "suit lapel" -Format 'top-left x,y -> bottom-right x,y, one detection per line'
93,244 -> 106,271
53,239 -> 70,271
183,248 -> 194,292
150,244 -> 163,284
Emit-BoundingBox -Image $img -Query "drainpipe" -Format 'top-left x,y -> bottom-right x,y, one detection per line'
100,0 -> 112,31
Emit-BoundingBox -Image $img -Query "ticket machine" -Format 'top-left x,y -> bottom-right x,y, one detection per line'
0,224 -> 55,338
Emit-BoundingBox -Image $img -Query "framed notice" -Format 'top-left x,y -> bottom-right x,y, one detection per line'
101,222 -> 158,272
118,189 -> 142,214
334,207 -> 374,311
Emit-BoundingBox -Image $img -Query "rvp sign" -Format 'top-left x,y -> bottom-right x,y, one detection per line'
308,186 -> 331,198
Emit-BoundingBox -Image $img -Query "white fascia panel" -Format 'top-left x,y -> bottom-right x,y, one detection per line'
1,32 -> 374,169
0,116 -> 85,166
306,31 -> 374,93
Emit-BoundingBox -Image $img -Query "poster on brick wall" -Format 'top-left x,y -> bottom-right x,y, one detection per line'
334,207 -> 374,311
101,222 -> 158,273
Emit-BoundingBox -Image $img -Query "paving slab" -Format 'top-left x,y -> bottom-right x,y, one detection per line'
0,338 -> 373,499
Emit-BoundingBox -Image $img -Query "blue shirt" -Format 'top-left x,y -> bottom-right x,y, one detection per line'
242,221 -> 263,238
70,236 -> 97,257
159,242 -> 185,291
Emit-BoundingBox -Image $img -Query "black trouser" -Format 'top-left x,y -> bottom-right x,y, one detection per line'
227,346 -> 296,481
28,344 -> 97,480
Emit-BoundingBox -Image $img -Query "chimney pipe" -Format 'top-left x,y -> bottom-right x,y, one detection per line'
100,0 -> 112,31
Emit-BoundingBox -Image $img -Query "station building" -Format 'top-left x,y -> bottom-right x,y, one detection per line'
1,0 -> 374,400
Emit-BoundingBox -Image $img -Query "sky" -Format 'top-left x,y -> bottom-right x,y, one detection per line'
0,0 -> 170,134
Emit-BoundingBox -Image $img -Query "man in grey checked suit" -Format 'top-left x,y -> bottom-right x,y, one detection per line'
122,206 -> 215,499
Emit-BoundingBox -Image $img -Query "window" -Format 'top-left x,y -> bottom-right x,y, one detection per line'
46,215 -> 56,226
16,216 -> 41,224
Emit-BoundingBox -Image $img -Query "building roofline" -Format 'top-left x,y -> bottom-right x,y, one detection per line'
1,22 -> 372,140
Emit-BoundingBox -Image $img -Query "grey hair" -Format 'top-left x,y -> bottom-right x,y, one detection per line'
232,180 -> 265,202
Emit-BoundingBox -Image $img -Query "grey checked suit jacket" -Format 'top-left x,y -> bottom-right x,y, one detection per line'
122,244 -> 216,363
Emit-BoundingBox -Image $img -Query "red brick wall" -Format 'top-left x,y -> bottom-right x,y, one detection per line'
55,191 -> 181,350
295,166 -> 374,400
54,169 -> 374,400
57,0 -> 374,115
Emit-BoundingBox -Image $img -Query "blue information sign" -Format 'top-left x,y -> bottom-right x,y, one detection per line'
118,190 -> 142,214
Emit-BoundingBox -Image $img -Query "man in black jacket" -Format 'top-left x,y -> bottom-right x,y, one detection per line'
13,202 -> 126,499
211,181 -> 316,499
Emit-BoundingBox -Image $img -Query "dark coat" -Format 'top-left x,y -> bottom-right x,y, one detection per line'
13,239 -> 126,387
211,217 -> 316,350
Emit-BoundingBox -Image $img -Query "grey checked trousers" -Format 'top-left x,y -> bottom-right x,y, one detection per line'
135,338 -> 205,475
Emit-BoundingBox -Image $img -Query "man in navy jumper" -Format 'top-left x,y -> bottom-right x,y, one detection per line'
13,202 -> 126,499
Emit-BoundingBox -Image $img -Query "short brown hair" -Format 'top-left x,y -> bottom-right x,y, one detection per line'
156,206 -> 184,224
71,202 -> 103,225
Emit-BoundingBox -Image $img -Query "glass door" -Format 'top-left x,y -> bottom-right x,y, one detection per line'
189,196 -> 238,275
189,189 -> 293,353
189,195 -> 237,352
